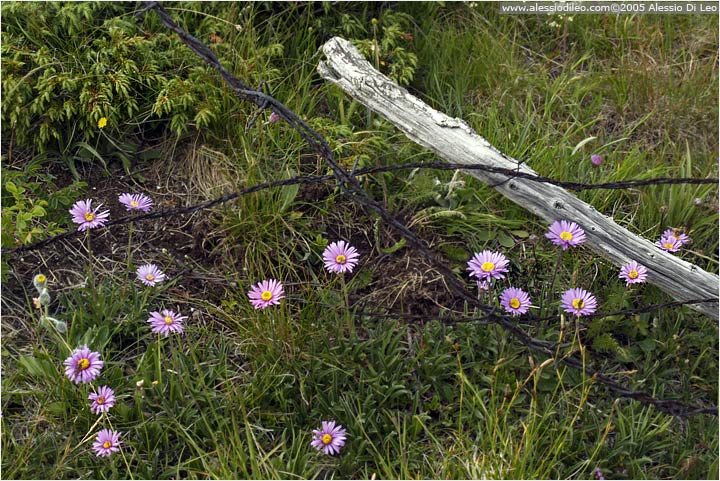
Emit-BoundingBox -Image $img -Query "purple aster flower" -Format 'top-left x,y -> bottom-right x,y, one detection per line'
269,111 -> 280,124
499,287 -> 532,316
63,345 -> 103,384
618,260 -> 648,285
477,279 -> 492,291
69,199 -> 110,231
561,288 -> 598,317
593,467 -> 605,480
88,386 -> 116,415
147,309 -> 187,336
590,154 -> 603,167
467,250 -> 510,281
546,220 -> 587,250
92,429 -> 121,457
323,241 -> 360,274
311,421 -> 347,455
662,228 -> 691,246
119,193 -> 153,213
136,264 -> 166,287
248,279 -> 285,309
655,235 -> 682,252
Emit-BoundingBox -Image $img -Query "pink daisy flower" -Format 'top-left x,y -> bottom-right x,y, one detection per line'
655,235 -> 682,253
618,261 -> 648,285
662,228 -> 691,246
467,250 -> 510,281
69,199 -> 110,231
546,220 -> 586,250
248,279 -> 285,309
147,309 -> 187,336
92,429 -> 121,457
499,287 -> 531,316
311,421 -> 347,455
323,241 -> 360,274
561,288 -> 598,317
63,345 -> 103,384
88,386 -> 116,415
119,193 -> 153,212
136,264 -> 166,286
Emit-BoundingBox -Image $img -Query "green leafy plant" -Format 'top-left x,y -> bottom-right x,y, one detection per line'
1,161 -> 86,248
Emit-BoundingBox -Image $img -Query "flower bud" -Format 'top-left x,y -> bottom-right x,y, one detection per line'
38,289 -> 51,306
40,315 -> 61,332
44,316 -> 67,333
590,154 -> 603,167
33,274 -> 47,292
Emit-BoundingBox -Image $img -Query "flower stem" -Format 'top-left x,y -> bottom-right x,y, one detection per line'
126,220 -> 135,272
86,230 -> 98,309
339,274 -> 352,335
156,333 -> 163,388
542,250 -> 564,319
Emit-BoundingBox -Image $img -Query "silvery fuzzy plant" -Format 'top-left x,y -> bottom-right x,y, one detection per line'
32,273 -> 67,333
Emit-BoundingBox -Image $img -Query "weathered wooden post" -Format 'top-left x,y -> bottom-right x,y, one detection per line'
318,37 -> 718,320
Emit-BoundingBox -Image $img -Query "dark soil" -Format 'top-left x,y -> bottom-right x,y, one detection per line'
4,149 -> 476,352
2,155 -> 230,344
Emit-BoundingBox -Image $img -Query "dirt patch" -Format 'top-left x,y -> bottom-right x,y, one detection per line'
2,147 -> 234,352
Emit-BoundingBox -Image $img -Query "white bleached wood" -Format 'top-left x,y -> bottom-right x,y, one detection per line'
318,36 -> 718,320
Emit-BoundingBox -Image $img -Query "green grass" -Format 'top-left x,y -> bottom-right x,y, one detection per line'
2,3 -> 718,480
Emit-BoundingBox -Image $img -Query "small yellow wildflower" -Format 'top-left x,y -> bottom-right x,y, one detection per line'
98,117 -> 107,129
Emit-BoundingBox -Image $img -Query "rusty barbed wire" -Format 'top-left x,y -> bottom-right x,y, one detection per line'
8,1 -> 716,417
145,1 -> 720,417
3,160 -> 716,255
356,162 -> 718,191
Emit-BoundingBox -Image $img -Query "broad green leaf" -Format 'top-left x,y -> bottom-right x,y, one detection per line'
497,231 -> 514,248
17,355 -> 56,379
75,141 -> 108,169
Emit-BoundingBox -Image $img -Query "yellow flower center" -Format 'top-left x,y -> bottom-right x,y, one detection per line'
481,261 -> 495,272
130,200 -> 139,207
628,269 -> 639,279
261,291 -> 273,301
664,242 -> 674,249
84,212 -> 95,222
37,274 -> 46,283
509,298 -> 521,309
145,274 -> 155,281
321,433 -> 333,445
572,298 -> 584,309
164,316 -> 173,325
335,254 -> 347,264
97,396 -> 105,404
559,231 -> 573,241
78,358 -> 90,370
103,441 -> 112,449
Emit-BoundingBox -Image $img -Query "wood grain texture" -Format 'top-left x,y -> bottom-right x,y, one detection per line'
318,36 -> 719,320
